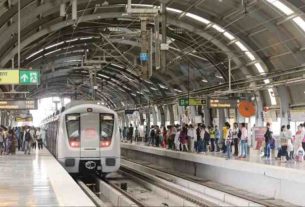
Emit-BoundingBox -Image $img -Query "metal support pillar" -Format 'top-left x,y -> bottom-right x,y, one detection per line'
161,2 -> 167,72
168,104 -> 175,125
158,106 -> 165,127
218,109 -> 225,138
277,86 -> 290,126
204,107 -> 211,126
255,92 -> 264,127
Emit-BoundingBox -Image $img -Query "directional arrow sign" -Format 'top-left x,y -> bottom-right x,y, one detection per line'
19,70 -> 40,85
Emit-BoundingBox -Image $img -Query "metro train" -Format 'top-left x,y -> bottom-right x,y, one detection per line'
41,102 -> 120,175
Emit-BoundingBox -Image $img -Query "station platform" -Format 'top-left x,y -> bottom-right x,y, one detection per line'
0,148 -> 95,207
121,141 -> 305,206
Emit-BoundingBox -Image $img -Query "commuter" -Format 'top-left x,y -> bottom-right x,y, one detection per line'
222,124 -> 228,154
209,126 -> 215,152
167,126 -> 173,149
15,127 -> 21,151
123,127 -> 127,142
179,126 -> 188,151
240,123 -> 248,158
202,125 -> 210,153
162,127 -> 167,148
7,130 -> 16,155
174,126 -> 181,151
215,125 -> 220,152
0,129 -> 4,155
232,123 -> 239,156
278,125 -> 289,162
188,124 -> 196,152
134,126 -> 139,142
2,127 -> 7,153
30,127 -> 36,149
296,145 -> 305,162
155,125 -> 161,147
195,124 -> 201,152
264,123 -> 272,159
24,127 -> 32,155
149,126 -> 155,146
224,122 -> 233,160
294,125 -> 303,157
128,124 -> 134,143
36,128 -> 43,150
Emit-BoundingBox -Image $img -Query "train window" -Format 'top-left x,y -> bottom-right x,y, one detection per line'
100,114 -> 114,147
65,114 -> 80,148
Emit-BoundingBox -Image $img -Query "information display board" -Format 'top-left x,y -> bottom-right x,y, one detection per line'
0,69 -> 40,85
179,98 -> 207,106
209,99 -> 238,108
0,100 -> 38,110
15,117 -> 33,122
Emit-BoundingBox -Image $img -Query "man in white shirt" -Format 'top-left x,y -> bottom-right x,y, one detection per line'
187,125 -> 196,152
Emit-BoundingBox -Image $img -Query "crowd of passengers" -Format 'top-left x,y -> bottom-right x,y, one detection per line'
121,122 -> 305,162
0,126 -> 43,155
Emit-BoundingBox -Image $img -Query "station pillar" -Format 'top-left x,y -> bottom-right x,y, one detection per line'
204,107 -> 211,126
168,104 -> 175,125
158,105 -> 166,127
255,93 -> 264,127
277,86 -> 290,126
152,106 -> 158,126
218,109 -> 225,138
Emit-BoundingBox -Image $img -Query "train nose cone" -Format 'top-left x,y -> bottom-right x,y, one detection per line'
85,161 -> 96,170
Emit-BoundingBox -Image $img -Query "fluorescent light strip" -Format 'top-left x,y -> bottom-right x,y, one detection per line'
212,24 -> 224,33
264,79 -> 270,84
245,52 -> 256,61
80,36 -> 93,40
45,48 -> 62,56
174,88 -> 183,93
202,79 -> 208,83
66,38 -> 78,43
223,32 -> 235,40
45,41 -> 64,50
150,87 -> 158,91
216,75 -> 223,79
266,0 -> 294,16
98,74 -> 110,79
26,49 -> 43,60
185,13 -> 210,24
111,63 -> 124,69
293,16 -> 305,32
235,41 -> 248,52
254,63 -> 265,73
166,7 -> 182,13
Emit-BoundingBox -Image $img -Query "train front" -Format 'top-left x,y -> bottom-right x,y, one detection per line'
58,104 -> 120,175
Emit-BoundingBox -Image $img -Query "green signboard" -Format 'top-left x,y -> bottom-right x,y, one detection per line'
179,98 -> 207,106
19,70 -> 40,85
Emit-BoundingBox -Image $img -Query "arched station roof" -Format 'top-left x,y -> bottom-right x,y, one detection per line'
0,0 -> 305,108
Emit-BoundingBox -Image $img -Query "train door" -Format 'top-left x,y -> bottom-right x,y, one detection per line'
80,112 -> 100,157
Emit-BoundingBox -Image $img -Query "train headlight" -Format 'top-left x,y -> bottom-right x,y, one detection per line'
69,140 -> 80,148
100,140 -> 111,147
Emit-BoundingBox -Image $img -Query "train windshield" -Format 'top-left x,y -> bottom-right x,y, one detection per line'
100,114 -> 114,146
66,114 -> 80,147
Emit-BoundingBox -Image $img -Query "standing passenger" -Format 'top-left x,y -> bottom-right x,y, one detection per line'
225,122 -> 233,160
36,128 -> 43,150
188,125 -> 195,152
240,123 -> 248,158
174,126 -> 181,151
24,127 -> 32,155
232,123 -> 239,156
264,123 -> 272,159
215,125 -> 220,152
209,126 -> 216,152
128,124 -> 134,143
179,126 -> 188,151
0,129 -> 3,155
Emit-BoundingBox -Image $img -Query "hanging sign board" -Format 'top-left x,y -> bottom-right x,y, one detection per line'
15,117 -> 33,122
0,69 -> 40,85
179,98 -> 207,107
209,99 -> 238,108
0,100 -> 38,110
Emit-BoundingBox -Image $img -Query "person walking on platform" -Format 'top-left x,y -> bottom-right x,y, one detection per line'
188,124 -> 196,152
174,126 -> 181,151
264,123 -> 272,158
24,127 -> 32,155
128,124 -> 134,143
195,124 -> 201,152
232,123 -> 239,156
201,125 -> 210,153
240,123 -> 248,158
36,128 -> 43,150
155,125 -> 161,147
